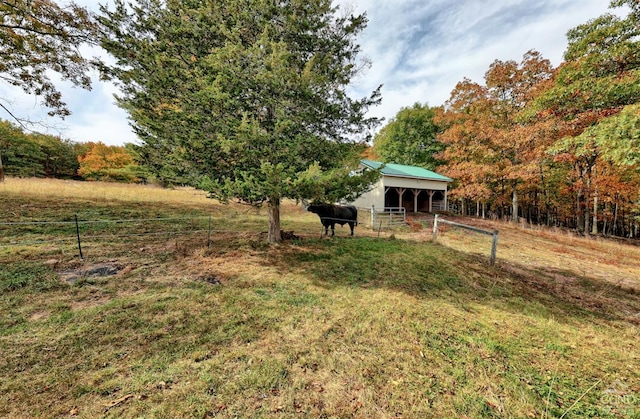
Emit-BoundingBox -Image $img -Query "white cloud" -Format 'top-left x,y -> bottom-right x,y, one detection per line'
346,0 -> 620,127
0,0 -> 624,145
0,72 -> 137,146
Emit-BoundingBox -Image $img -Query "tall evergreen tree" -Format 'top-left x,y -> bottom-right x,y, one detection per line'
98,0 -> 381,242
0,120 -> 45,177
32,133 -> 80,178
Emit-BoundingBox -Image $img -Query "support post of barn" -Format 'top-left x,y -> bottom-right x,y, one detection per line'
490,230 -> 499,265
432,214 -> 439,242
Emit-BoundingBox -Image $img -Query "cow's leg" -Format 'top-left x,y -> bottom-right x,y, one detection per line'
323,224 -> 329,236
349,221 -> 355,236
331,223 -> 335,236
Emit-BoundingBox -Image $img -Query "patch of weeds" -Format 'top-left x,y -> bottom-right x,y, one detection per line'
49,306 -> 74,324
0,262 -> 64,293
254,288 -> 270,298
0,312 -> 27,334
291,249 -> 331,263
236,358 -> 290,392
544,342 -> 572,355
526,371 -> 608,418
71,384 -> 96,398
454,393 -> 489,418
285,238 -> 466,295
282,291 -> 319,307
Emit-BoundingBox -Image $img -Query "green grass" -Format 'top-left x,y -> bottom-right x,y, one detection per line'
1,179 -> 639,418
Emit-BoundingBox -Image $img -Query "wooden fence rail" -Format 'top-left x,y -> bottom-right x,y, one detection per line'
432,214 -> 499,265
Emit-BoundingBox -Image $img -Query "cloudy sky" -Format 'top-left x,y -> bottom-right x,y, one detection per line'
0,0 -> 622,146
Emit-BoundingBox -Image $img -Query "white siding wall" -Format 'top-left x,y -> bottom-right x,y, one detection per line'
350,178 -> 385,209
383,176 -> 448,191
350,175 -> 449,210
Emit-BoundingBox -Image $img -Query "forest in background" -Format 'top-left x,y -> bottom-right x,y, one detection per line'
0,120 -> 142,183
371,2 -> 640,238
1,0 -> 638,240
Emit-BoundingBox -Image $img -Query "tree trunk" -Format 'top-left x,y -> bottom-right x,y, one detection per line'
592,185 -> 598,235
267,197 -> 282,243
511,189 -> 518,223
613,201 -> 619,236
0,148 -> 4,183
576,189 -> 584,233
584,169 -> 591,234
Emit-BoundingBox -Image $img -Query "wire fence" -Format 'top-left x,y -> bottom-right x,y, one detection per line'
0,212 -> 364,262
3,214 -> 244,260
1,211 -> 501,268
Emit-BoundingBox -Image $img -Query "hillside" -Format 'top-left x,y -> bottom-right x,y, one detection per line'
1,178 -> 639,418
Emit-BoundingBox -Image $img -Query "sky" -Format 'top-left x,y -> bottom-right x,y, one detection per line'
0,0 -> 623,146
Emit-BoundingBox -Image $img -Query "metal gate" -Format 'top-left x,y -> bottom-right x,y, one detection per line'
370,206 -> 406,228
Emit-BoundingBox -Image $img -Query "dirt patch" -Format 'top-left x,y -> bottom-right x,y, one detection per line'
70,296 -> 111,311
59,262 -> 125,284
257,230 -> 302,241
198,274 -> 222,285
29,311 -> 50,322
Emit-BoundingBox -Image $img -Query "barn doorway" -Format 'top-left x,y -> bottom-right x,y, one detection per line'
384,187 -> 446,213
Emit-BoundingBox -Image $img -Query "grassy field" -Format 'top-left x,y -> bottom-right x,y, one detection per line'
1,177 -> 639,418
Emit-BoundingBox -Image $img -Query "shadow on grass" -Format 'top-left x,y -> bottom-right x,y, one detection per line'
264,236 -> 640,326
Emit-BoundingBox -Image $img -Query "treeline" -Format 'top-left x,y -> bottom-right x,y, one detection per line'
372,3 -> 640,239
0,120 -> 145,183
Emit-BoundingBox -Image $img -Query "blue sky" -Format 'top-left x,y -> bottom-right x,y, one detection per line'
0,0 -> 621,146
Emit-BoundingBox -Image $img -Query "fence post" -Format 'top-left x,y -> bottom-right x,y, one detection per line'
371,205 -> 375,228
432,214 -> 439,242
75,213 -> 84,259
490,230 -> 499,265
207,215 -> 212,247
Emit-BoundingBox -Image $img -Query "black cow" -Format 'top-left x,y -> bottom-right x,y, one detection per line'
307,203 -> 358,236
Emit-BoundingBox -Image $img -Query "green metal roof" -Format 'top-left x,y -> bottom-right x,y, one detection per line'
361,159 -> 453,182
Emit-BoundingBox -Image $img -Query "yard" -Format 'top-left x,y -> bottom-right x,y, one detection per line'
1,178 -> 639,418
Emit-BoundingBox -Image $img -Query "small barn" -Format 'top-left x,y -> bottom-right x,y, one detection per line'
350,159 -> 453,213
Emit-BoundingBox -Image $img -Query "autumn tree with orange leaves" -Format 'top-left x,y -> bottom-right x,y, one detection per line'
526,0 -> 640,234
78,142 -> 140,182
431,0 -> 640,238
437,50 -> 554,221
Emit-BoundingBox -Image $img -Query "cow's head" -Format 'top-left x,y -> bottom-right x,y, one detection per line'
307,203 -> 331,214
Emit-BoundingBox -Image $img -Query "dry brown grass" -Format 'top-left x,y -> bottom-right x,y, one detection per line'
427,216 -> 640,293
0,176 -> 213,205
2,179 -> 640,418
